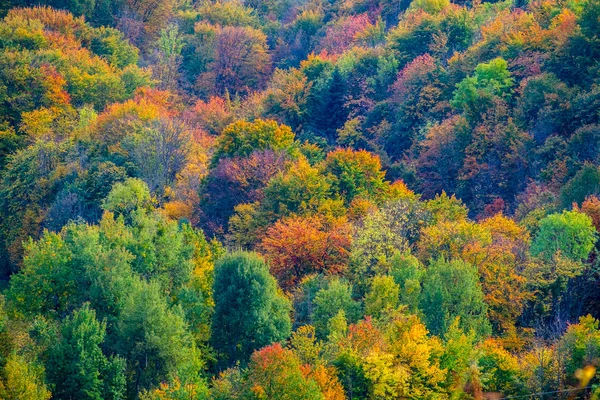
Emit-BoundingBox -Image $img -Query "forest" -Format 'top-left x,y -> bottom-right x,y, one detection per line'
0,0 -> 599,398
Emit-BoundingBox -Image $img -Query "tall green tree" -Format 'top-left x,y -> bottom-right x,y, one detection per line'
47,304 -> 126,400
115,279 -> 200,398
211,252 -> 291,367
312,278 -> 361,339
420,258 -> 491,339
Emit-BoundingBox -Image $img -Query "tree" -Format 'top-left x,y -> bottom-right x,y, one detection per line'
139,376 -> 210,400
197,26 -> 272,96
115,279 -> 200,397
577,195 -> 600,231
47,304 -> 126,400
260,215 -> 352,289
307,67 -> 349,141
102,178 -> 154,219
0,354 -> 51,400
557,315 -> 600,387
211,252 -> 291,367
125,118 -> 191,194
439,319 -> 480,397
6,230 -> 78,317
527,211 -> 596,322
473,214 -> 531,334
417,218 -> 491,261
560,164 -> 600,208
320,14 -> 373,54
213,119 -> 295,162
321,148 -> 388,205
337,312 -> 447,399
364,275 -> 401,319
390,252 -> 423,313
122,0 -> 175,45
349,198 -> 426,287
0,140 -> 65,275
151,24 -> 184,91
5,215 -> 139,321
415,117 -> 469,198
388,54 -> 448,159
260,156 -> 335,219
478,339 -> 526,396
200,150 -> 289,236
531,210 -> 596,263
452,58 -> 514,120
243,344 -> 324,400
420,258 -> 491,339
313,278 -> 361,338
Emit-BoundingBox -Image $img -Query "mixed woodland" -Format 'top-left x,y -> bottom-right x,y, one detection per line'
0,0 -> 600,398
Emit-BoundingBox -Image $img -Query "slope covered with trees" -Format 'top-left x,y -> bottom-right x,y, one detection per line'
0,0 -> 600,398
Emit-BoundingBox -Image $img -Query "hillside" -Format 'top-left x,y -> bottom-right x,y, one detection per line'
0,0 -> 600,398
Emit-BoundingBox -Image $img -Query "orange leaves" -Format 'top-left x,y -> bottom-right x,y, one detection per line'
468,215 -> 531,333
6,6 -> 86,38
245,343 -> 324,399
548,8 -> 578,46
346,316 -> 386,356
133,88 -> 181,118
40,65 -> 71,107
306,365 -> 346,400
260,215 -> 352,289
185,96 -> 235,136
576,196 -> 600,231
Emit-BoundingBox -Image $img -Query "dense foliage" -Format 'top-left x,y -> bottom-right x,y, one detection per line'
1,0 -> 600,398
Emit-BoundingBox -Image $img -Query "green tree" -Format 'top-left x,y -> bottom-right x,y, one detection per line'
452,58 -> 513,120
531,210 -> 596,263
115,279 -> 200,397
313,278 -> 361,339
211,252 -> 291,367
102,178 -> 154,219
439,319 -> 479,396
261,157 -> 334,220
420,258 -> 491,339
364,275 -> 401,320
321,148 -> 388,205
557,315 -> 600,386
560,164 -> 600,208
390,251 -> 423,313
47,304 -> 126,400
349,198 -> 427,289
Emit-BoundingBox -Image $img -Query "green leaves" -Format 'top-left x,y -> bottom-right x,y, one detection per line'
211,252 -> 291,367
102,178 -> 153,218
420,258 -> 491,339
47,304 -> 126,400
451,58 -> 513,118
531,210 -> 596,263
115,279 -> 199,397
